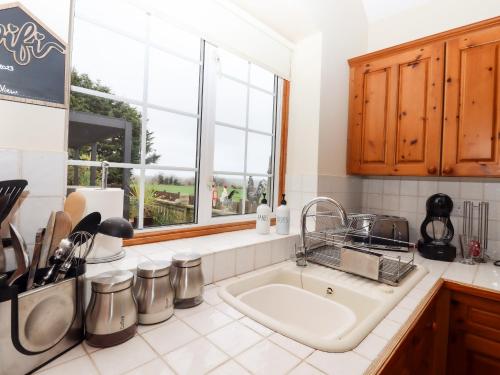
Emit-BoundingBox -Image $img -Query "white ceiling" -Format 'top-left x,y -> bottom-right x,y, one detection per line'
226,0 -> 433,42
224,0 -> 319,43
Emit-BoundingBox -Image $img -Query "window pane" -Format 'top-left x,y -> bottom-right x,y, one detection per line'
143,170 -> 196,227
211,175 -> 244,217
146,109 -> 198,167
247,133 -> 273,175
72,19 -> 145,100
248,88 -> 274,133
150,16 -> 200,60
245,176 -> 271,214
215,77 -> 247,126
217,49 -> 248,81
69,90 -> 142,164
148,48 -> 200,114
214,126 -> 245,172
67,166 -> 139,228
250,64 -> 275,92
75,0 -> 147,39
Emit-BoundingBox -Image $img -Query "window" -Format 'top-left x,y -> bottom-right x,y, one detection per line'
68,0 -> 283,231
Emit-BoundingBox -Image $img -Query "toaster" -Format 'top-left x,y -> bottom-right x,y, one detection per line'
352,215 -> 410,251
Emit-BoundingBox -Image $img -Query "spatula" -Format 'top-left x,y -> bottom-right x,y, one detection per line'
38,211 -> 57,268
7,223 -> 29,287
64,192 -> 86,229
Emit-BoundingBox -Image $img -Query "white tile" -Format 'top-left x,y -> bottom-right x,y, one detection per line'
208,360 -> 250,375
204,286 -> 223,305
90,336 -> 157,375
460,181 -> 484,200
145,250 -> 177,262
239,317 -> 273,336
202,254 -> 214,285
286,174 -> 302,192
213,250 -> 236,282
397,295 -> 422,311
288,362 -> 325,375
18,196 -> 63,245
183,306 -> 232,334
438,180 -> 460,198
386,306 -> 413,325
22,150 -> 66,196
307,351 -> 371,375
354,333 -> 388,361
214,302 -> 244,319
235,245 -> 255,275
137,316 -> 178,335
368,179 -> 383,194
400,180 -> 418,196
39,344 -> 87,370
236,340 -> 300,375
165,337 -> 228,375
443,262 -> 478,284
142,320 -> 199,354
484,182 -> 500,201
367,193 -> 382,209
124,358 -> 175,375
382,195 -> 399,211
207,321 -> 262,356
82,340 -> 100,354
399,196 -> 417,212
474,262 -> 500,292
268,333 -> 314,359
271,239 -> 288,264
37,355 -> 98,375
254,242 -> 272,269
373,318 -> 403,341
383,179 -> 400,195
418,180 -> 438,197
301,175 -> 317,193
0,148 -> 20,180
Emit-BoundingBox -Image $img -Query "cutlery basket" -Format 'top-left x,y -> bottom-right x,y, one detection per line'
0,261 -> 86,375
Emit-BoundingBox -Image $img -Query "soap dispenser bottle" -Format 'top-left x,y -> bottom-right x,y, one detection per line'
256,193 -> 271,234
276,194 -> 290,235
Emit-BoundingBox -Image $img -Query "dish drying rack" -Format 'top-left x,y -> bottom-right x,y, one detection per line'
296,197 -> 416,286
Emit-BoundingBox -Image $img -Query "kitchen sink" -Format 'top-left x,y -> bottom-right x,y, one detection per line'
219,261 -> 428,352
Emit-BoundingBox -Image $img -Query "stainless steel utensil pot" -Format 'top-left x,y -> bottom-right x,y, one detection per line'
85,270 -> 137,347
170,253 -> 203,308
134,261 -> 174,324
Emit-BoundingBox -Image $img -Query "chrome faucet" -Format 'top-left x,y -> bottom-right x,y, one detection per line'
297,197 -> 349,266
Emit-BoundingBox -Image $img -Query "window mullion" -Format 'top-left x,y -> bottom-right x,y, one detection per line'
242,63 -> 251,215
198,43 -> 217,225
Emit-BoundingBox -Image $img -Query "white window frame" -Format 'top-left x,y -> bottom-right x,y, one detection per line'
68,6 -> 283,231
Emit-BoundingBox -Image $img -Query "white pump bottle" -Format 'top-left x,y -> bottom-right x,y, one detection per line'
256,193 -> 271,234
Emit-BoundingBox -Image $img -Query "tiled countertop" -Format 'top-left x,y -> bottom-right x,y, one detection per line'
35,231 -> 500,375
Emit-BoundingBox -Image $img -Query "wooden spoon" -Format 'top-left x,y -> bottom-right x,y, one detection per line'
64,192 -> 86,229
47,211 -> 73,261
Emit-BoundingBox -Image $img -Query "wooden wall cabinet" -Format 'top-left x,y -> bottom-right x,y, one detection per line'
347,18 -> 500,177
442,25 -> 500,176
348,44 -> 444,176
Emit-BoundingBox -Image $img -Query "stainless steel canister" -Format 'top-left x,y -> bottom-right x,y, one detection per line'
85,270 -> 137,347
170,253 -> 204,308
134,261 -> 174,324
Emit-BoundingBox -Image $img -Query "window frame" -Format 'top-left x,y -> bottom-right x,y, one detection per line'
68,3 -> 289,243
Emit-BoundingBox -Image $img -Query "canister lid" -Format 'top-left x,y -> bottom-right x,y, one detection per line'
172,252 -> 201,268
91,270 -> 134,293
137,260 -> 171,278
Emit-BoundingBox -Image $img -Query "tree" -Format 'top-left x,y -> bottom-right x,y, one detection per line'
69,70 -> 160,185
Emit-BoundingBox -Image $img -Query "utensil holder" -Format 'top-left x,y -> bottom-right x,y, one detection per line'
0,260 -> 86,375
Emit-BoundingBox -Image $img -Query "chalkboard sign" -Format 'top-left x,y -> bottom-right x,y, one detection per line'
0,3 -> 67,108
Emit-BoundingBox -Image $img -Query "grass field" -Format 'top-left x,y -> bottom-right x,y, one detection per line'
148,183 -> 244,202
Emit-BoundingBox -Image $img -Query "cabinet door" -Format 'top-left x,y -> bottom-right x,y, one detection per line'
442,25 -> 500,176
347,43 -> 444,176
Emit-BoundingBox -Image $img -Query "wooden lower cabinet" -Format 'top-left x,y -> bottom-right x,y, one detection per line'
378,283 -> 500,375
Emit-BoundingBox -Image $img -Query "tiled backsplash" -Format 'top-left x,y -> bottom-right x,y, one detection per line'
0,147 -> 66,249
360,177 -> 500,260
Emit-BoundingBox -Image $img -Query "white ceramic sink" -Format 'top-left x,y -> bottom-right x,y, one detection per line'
219,261 -> 428,352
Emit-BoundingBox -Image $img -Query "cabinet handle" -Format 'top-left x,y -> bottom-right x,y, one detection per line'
442,166 -> 453,174
427,166 -> 437,174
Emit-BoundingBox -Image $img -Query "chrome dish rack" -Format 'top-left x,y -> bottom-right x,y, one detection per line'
296,197 -> 416,286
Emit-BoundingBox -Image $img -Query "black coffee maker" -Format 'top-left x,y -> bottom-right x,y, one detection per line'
418,193 -> 456,262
